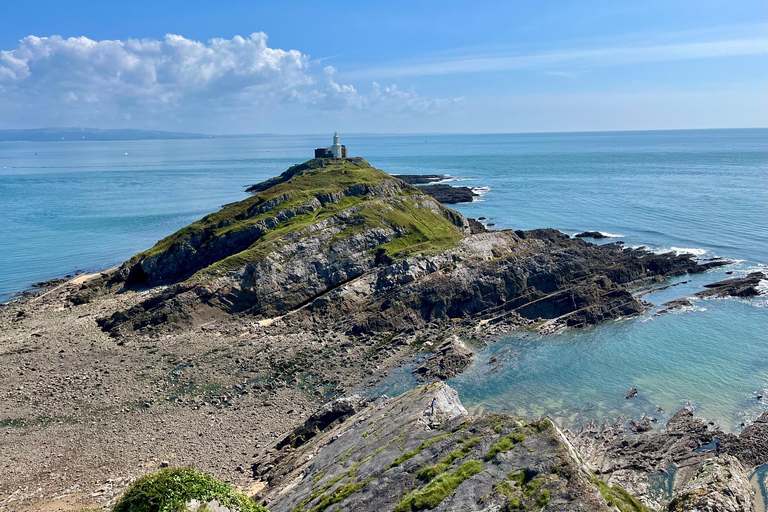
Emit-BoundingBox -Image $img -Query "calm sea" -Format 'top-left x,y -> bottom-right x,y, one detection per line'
1,129 -> 766,432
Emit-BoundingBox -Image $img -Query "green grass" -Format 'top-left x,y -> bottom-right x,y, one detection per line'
308,479 -> 374,512
485,432 -> 525,461
386,433 -> 453,469
591,475 -> 651,512
111,467 -> 268,512
130,157 -> 467,284
418,436 -> 482,482
394,460 -> 484,511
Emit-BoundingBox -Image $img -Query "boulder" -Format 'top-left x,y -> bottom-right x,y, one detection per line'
413,337 -> 474,382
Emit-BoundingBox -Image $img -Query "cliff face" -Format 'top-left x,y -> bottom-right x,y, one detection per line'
99,158 -> 725,339
253,382 -> 619,512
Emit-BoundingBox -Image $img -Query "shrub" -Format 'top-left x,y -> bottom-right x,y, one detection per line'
112,467 -> 268,512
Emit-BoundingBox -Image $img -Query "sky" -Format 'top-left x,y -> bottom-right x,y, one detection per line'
0,0 -> 766,134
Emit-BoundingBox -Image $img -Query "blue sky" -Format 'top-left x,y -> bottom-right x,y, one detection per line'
1,0 -> 765,133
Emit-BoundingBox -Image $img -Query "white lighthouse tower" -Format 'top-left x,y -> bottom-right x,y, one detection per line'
331,131 -> 342,158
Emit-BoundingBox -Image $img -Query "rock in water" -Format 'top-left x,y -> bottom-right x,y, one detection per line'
695,271 -> 767,298
412,337 -> 474,382
575,231 -> 609,239
626,388 -> 638,399
417,184 -> 478,204
668,455 -> 755,512
98,158 -> 731,341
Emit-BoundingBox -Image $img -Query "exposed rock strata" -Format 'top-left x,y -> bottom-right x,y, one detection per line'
567,408 -> 768,510
418,183 -> 478,203
96,158 -> 730,344
695,271 -> 767,299
253,383 -> 618,511
667,455 -> 755,512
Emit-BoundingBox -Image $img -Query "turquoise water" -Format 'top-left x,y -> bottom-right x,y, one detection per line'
1,129 -> 766,432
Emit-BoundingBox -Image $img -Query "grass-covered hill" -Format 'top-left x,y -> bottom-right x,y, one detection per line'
120,158 -> 471,288
99,157 -> 724,340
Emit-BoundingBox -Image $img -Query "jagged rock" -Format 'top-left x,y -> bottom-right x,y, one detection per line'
568,408 -> 768,510
626,388 -> 638,399
254,383 -> 621,511
273,395 -> 369,452
695,272 -> 767,298
417,184 -> 478,204
655,297 -> 694,316
97,158 -> 730,342
719,411 -> 768,469
413,337 -> 474,382
575,231 -> 609,239
667,455 -> 755,512
392,174 -> 446,185
630,415 -> 652,433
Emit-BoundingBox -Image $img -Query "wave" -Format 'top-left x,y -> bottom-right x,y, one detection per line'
598,232 -> 624,238
472,186 -> 491,196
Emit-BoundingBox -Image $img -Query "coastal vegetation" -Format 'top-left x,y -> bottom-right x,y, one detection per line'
112,467 -> 268,512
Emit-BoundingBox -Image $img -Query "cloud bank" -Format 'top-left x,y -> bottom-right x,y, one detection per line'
0,33 -> 452,131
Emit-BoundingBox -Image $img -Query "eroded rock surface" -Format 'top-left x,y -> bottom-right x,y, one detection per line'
695,271 -> 767,299
668,455 -> 755,512
568,408 -> 768,510
253,383 -> 619,512
413,337 -> 474,382
96,158 -> 728,344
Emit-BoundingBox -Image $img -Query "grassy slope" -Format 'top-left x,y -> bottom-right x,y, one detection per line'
132,158 -> 466,281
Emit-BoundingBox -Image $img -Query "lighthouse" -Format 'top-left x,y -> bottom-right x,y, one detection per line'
331,131 -> 342,158
314,133 -> 348,158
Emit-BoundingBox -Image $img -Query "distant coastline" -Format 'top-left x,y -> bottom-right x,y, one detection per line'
0,127 -> 282,142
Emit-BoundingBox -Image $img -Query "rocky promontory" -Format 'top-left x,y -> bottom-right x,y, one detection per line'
1,157 -> 756,511
99,158 -> 727,345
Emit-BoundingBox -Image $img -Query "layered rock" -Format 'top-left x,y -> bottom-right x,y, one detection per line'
98,158 -> 729,341
695,271 -> 767,299
667,455 -> 755,512
252,382 -> 621,511
568,408 -> 768,510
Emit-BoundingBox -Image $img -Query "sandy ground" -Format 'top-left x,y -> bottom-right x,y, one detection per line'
0,275 -> 409,511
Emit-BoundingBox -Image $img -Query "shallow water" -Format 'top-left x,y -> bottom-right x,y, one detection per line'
2,129 -> 766,433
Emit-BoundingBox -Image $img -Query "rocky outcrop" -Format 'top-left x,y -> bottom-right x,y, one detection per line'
655,297 -> 694,316
394,174 -> 446,185
418,184 -> 478,204
252,382 -> 622,511
412,337 -> 474,382
567,408 -> 768,510
695,271 -> 767,299
667,455 -> 755,512
98,158 -> 729,342
575,231 -> 609,239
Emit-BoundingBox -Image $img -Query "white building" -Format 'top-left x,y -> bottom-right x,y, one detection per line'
314,132 -> 348,158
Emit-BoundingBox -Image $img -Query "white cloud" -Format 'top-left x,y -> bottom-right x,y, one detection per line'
0,33 -> 451,130
341,36 -> 768,80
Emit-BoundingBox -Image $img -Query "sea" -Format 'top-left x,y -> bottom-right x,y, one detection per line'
1,129 -> 766,437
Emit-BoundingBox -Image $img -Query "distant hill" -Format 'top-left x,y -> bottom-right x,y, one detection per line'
0,127 -> 216,142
